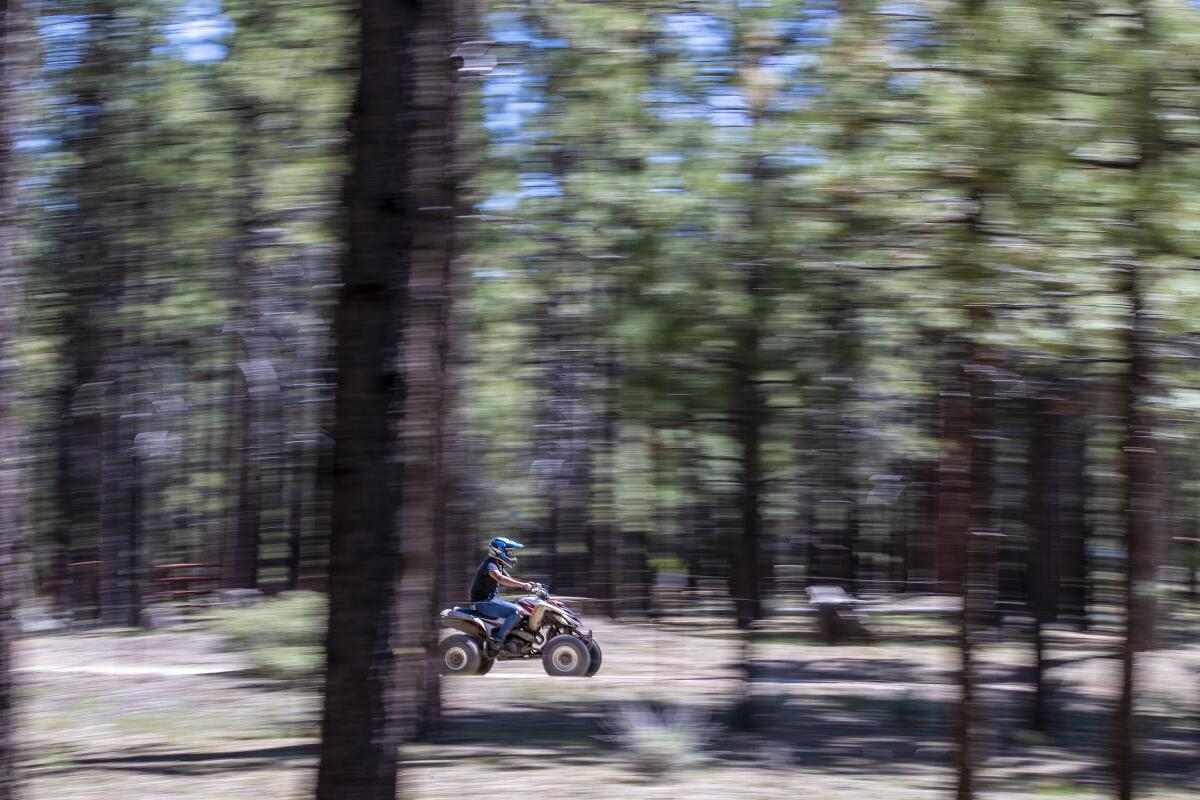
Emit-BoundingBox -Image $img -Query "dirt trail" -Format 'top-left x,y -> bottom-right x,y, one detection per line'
15,622 -> 1200,800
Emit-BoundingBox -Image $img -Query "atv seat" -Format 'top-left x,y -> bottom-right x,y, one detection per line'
453,605 -> 504,621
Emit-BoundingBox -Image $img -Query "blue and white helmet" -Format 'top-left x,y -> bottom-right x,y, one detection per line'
488,536 -> 524,567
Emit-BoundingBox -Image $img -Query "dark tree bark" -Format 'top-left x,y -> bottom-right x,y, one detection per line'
901,460 -> 938,593
58,1 -> 121,621
936,358 -> 972,599
1027,394 -> 1058,732
887,462 -> 912,589
283,436 -> 309,591
63,1 -> 153,627
994,396 -> 1027,613
956,349 -> 990,800
127,447 -> 144,624
0,0 -> 25,791
1054,397 -> 1089,626
50,388 -> 74,612
60,341 -> 103,620
1023,381 -> 1090,730
395,0 -> 459,743
1115,261 -> 1160,800
223,100 -> 285,592
1114,7 -> 1165,798
937,332 -> 985,800
682,425 -> 712,595
315,0 -> 437,797
730,259 -> 765,630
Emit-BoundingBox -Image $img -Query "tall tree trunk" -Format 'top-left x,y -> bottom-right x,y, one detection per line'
1027,394 -> 1058,732
396,0 -> 458,742
284,437 -> 305,591
51,389 -> 73,612
61,1 -> 120,621
936,356 -> 972,599
223,101 -> 278,591
225,368 -> 259,589
937,337 -> 975,800
900,459 -> 938,593
1055,395 -> 1089,626
1115,261 -> 1158,800
315,1 -> 430,797
995,397 -> 1027,613
0,0 -> 25,790
127,448 -> 143,626
731,259 -> 764,630
70,1 -> 148,627
955,350 -> 991,800
1028,387 -> 1089,734
1115,7 -> 1164,797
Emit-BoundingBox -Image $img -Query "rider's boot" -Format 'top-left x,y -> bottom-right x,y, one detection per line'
488,615 -> 519,653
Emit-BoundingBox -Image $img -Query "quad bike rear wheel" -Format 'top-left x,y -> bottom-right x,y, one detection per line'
584,640 -> 602,677
440,634 -> 483,676
542,634 -> 591,677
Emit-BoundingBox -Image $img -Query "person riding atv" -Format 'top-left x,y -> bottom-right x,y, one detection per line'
469,537 -> 537,650
439,537 -> 600,676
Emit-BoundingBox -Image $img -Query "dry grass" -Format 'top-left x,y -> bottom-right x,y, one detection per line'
15,616 -> 1200,799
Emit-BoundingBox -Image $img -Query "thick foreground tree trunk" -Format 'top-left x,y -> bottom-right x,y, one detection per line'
315,1 -> 437,797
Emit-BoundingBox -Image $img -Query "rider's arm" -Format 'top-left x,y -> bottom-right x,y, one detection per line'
487,563 -> 533,592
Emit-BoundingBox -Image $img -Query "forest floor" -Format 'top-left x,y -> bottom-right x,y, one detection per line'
14,614 -> 1200,800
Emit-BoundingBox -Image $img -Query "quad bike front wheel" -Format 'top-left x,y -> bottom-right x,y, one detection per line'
440,634 -> 483,676
542,634 -> 591,677
584,640 -> 602,677
476,655 -> 495,676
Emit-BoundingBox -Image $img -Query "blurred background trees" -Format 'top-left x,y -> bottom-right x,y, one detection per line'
3,0 -> 1200,798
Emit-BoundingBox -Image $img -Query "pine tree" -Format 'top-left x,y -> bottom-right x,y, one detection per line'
316,0 -> 457,795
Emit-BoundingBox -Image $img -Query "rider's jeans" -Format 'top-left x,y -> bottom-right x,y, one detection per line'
474,599 -> 520,642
